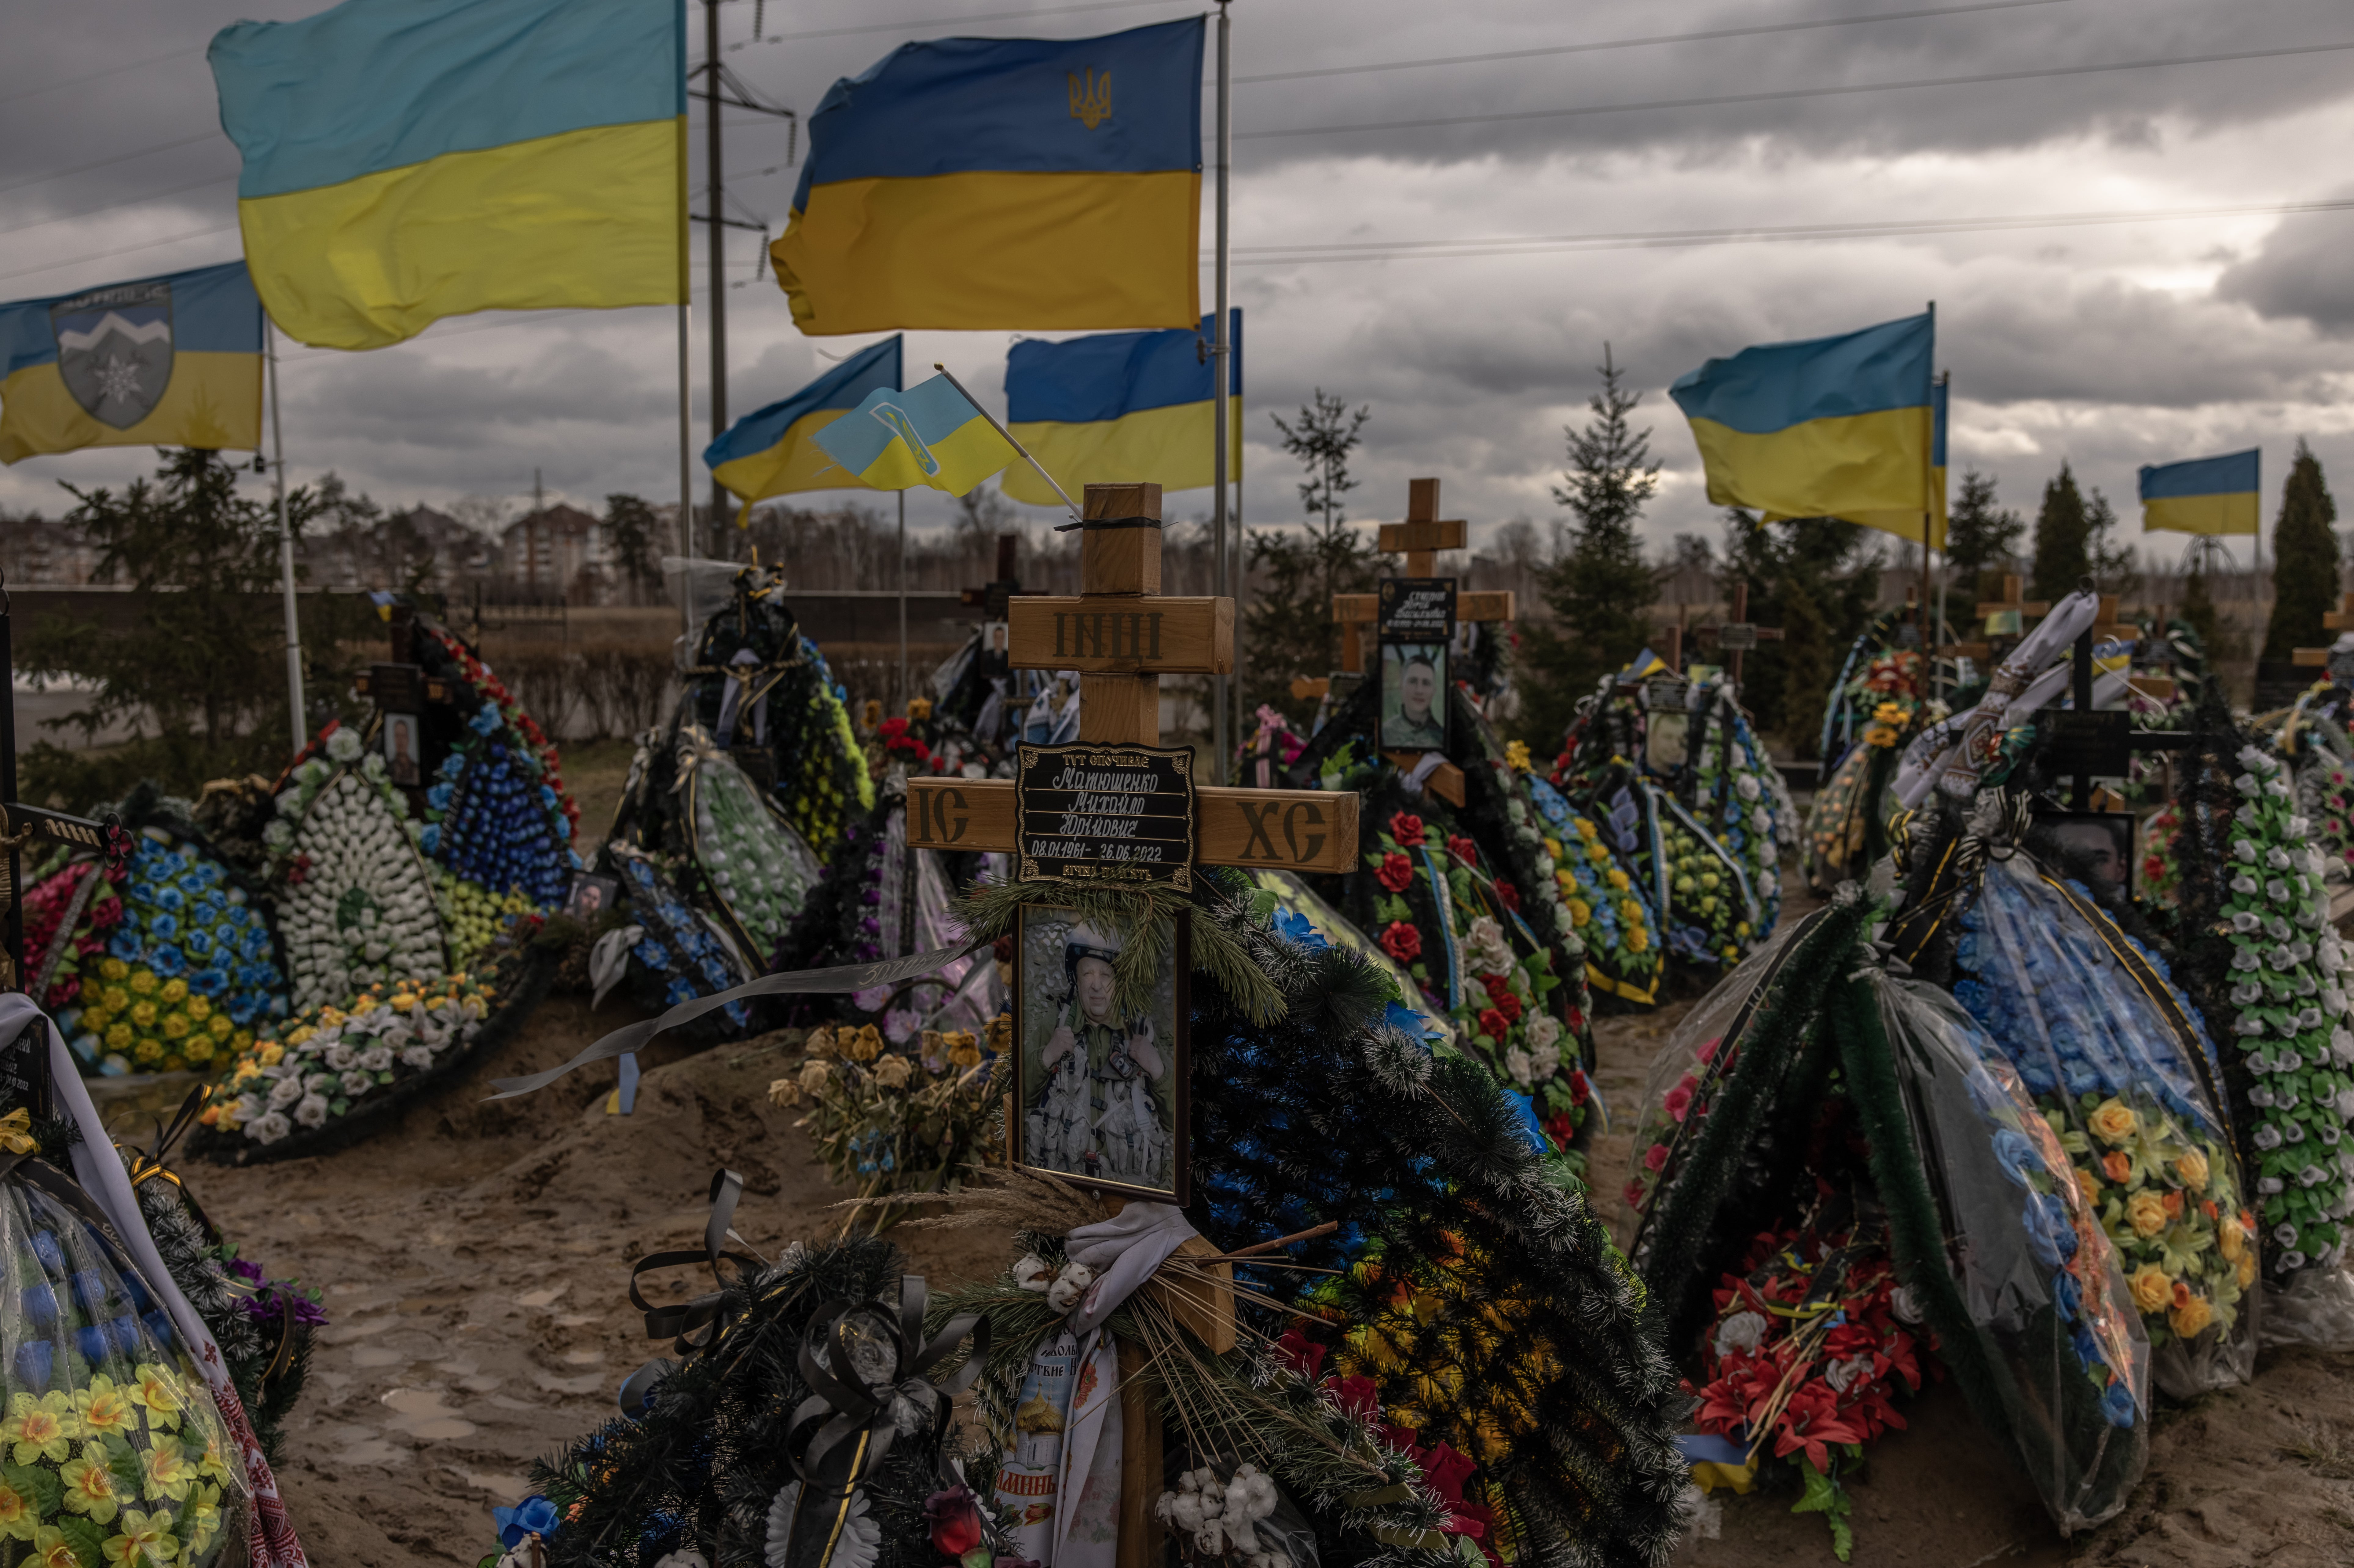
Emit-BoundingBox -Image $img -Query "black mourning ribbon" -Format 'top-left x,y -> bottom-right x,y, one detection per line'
786,1274 -> 989,1490
1050,515 -> 1164,533
484,939 -> 986,1100
617,1168 -> 760,1418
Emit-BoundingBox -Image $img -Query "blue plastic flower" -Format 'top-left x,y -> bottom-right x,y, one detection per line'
495,1497 -> 561,1548
438,753 -> 467,781
11,1342 -> 50,1391
107,931 -> 142,962
2051,1269 -> 2082,1321
470,702 -> 502,737
184,928 -> 213,958
152,885 -> 184,913
2021,1190 -> 2078,1270
1991,1128 -> 2039,1187
1271,908 -> 1326,952
1501,1090 -> 1552,1158
149,945 -> 185,978
194,968 -> 230,995
419,824 -> 441,854
634,939 -> 671,968
664,977 -> 698,1006
427,783 -> 455,813
2099,1378 -> 2137,1428
148,912 -> 179,941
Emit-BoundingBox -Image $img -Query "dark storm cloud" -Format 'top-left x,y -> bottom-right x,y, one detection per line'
2215,199 -> 2354,337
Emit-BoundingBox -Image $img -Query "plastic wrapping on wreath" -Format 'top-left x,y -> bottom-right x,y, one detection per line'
1623,920 -> 1802,1230
0,1170 -> 251,1564
1949,855 -> 2255,1399
2260,1265 -> 2354,1351
1879,976 -> 2150,1535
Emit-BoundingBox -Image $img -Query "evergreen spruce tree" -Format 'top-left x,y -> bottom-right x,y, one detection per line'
1239,391 -> 1388,723
1944,469 -> 2025,599
1514,346 -> 1662,748
2083,484 -> 2138,599
1718,510 -> 1882,757
2262,440 -> 2341,662
2029,462 -> 2091,604
2180,543 -> 2224,657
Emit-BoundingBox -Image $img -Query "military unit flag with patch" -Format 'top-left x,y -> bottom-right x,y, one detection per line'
0,260 -> 264,465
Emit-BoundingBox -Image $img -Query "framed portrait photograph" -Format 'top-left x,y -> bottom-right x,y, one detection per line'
382,710 -> 422,787
1378,642 -> 1448,753
1012,906 -> 1188,1204
563,871 -> 620,923
2038,808 -> 2134,897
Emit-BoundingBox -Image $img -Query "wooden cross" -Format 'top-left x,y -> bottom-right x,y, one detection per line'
1328,477 -> 1516,674
915,484 -> 1306,1568
2293,591 -> 2354,668
1935,573 -> 2043,663
1690,581 -> 1784,683
908,484 -> 1360,872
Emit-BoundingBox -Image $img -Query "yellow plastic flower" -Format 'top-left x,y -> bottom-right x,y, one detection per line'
101,985 -> 130,1013
2087,1098 -> 2139,1146
258,1043 -> 285,1068
1566,899 -> 1591,927
60,1443 -> 121,1524
104,1023 -> 133,1052
1620,900 -> 1645,927
1604,868 -> 1630,892
944,1031 -> 982,1069
127,1365 -> 183,1431
2125,1264 -> 2172,1314
127,971 -> 157,997
2125,1192 -> 2169,1238
2169,1294 -> 2215,1340
181,1485 -> 223,1558
99,958 -> 128,982
192,1429 -> 231,1485
1863,725 -> 1899,749
128,1001 -> 157,1030
2,1391 -> 74,1465
133,1040 -> 163,1065
284,1025 -> 314,1047
2218,1215 -> 2247,1261
1543,837 -> 1563,862
2236,1251 -> 2257,1289
139,1439 -> 194,1503
2074,1168 -> 2104,1209
0,1473 -> 33,1543
27,1526 -> 77,1568
232,1029 -> 254,1051
1872,701 -> 1908,725
1504,740 -> 1532,773
186,994 -> 212,1022
73,1376 -> 137,1442
158,978 -> 188,1005
207,1014 -> 234,1041
1585,842 -> 1610,864
232,1061 -> 262,1087
2174,1148 -> 2210,1192
804,1027 -> 839,1061
317,1007 -> 346,1028
1627,928 -> 1650,953
873,1055 -> 913,1090
100,1506 -> 174,1566
845,1026 -> 883,1062
185,1038 -> 215,1065
160,1013 -> 190,1041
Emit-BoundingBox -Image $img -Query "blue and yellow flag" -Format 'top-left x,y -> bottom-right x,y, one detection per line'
0,261 -> 263,465
2140,449 -> 2259,537
1770,375 -> 1948,547
1671,312 -> 1936,539
209,0 -> 685,351
1001,310 -> 1240,506
771,18 -> 1203,335
705,337 -> 903,518
810,373 -> 1018,495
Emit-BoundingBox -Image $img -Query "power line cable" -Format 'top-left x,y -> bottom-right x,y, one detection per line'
0,131 -> 219,200
0,221 -> 240,290
0,43 -> 208,111
724,0 -> 1182,49
1219,195 -> 2354,265
0,171 -> 237,244
1234,0 -> 2073,86
1240,36 -> 2354,140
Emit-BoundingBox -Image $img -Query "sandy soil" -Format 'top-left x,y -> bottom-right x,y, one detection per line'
121,963 -> 2354,1567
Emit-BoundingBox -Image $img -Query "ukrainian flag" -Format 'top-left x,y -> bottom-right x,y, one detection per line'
208,0 -> 685,352
1001,311 -> 1240,506
771,18 -> 1203,335
1769,375 -> 1948,547
1671,312 -> 1936,535
705,337 -> 902,520
810,373 -> 1018,495
2140,449 -> 2259,537
0,261 -> 262,465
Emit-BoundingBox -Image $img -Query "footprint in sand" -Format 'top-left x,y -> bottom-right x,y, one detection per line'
379,1386 -> 479,1441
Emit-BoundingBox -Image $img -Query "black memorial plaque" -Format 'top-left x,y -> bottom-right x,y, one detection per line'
2043,709 -> 2132,780
1016,743 -> 1196,890
1377,578 -> 1457,644
0,1018 -> 51,1120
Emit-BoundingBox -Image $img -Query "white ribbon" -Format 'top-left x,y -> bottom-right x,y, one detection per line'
589,925 -> 646,1008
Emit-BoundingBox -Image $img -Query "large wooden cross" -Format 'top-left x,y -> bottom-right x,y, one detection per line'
916,484 -> 1309,1568
1687,580 -> 1783,683
908,483 -> 1359,873
2292,591 -> 2354,669
1328,477 -> 1515,673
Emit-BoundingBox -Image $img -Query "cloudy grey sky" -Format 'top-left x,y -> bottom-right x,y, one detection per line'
2,0 -> 2350,570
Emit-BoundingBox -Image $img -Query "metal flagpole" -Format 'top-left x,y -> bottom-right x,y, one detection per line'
676,52 -> 695,636
704,0 -> 728,559
1211,0 -> 1233,775
266,321 -> 306,756
1920,303 -> 1935,653
897,490 -> 908,710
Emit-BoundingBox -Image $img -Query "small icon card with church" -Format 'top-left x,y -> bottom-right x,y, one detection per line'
1010,906 -> 1188,1204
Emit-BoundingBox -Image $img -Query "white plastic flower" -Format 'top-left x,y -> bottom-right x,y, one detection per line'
293,1094 -> 330,1128
1504,1046 -> 1533,1087
247,1112 -> 291,1145
327,727 -> 364,763
1529,1040 -> 1562,1080
340,1070 -> 375,1097
1713,1310 -> 1768,1358
266,1077 -> 303,1110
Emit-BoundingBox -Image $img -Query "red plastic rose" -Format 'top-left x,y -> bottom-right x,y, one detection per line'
1569,1070 -> 1592,1106
1477,1007 -> 1509,1041
1388,812 -> 1425,846
1376,853 -> 1415,892
1379,921 -> 1422,963
1445,834 -> 1477,866
1272,1328 -> 1327,1381
1642,1142 -> 1670,1172
924,1485 -> 985,1559
1331,1375 -> 1382,1421
1492,989 -> 1521,1024
1494,880 -> 1519,912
